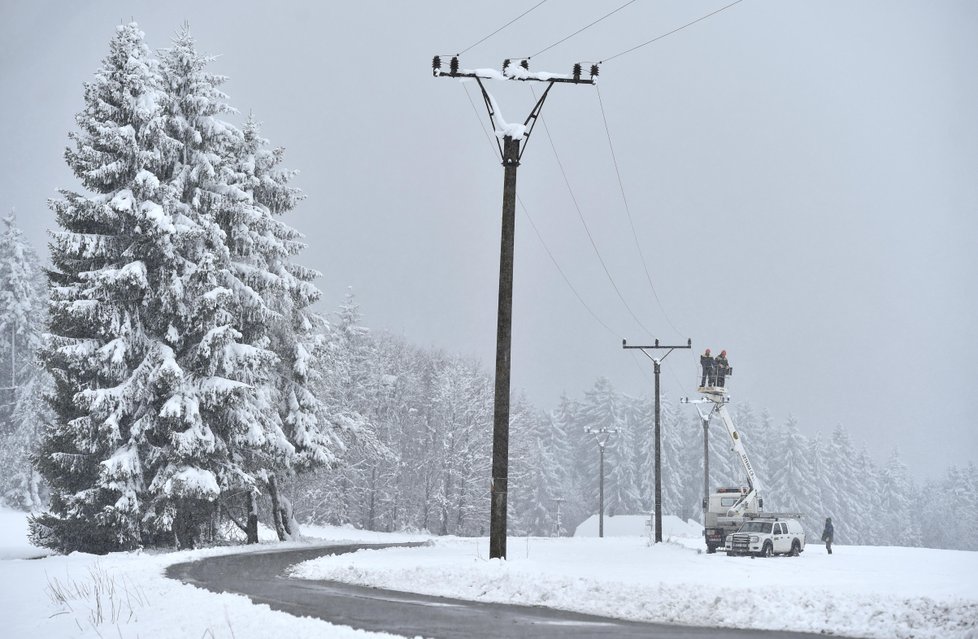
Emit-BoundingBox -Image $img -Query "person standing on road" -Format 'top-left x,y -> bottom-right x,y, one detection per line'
700,349 -> 715,387
821,517 -> 834,554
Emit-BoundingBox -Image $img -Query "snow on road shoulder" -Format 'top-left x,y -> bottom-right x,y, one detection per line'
0,507 -> 423,639
291,536 -> 978,639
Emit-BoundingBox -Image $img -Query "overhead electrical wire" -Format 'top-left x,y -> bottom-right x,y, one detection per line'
459,83 -> 656,388
460,85 -> 625,343
530,0 -> 638,59
450,0 -> 749,395
456,0 -> 550,56
595,84 -> 684,340
517,196 -> 623,341
599,0 -> 745,64
458,87 -> 678,397
532,89 -> 657,341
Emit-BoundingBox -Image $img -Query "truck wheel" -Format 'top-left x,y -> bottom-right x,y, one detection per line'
789,540 -> 801,556
760,542 -> 773,558
706,544 -> 716,554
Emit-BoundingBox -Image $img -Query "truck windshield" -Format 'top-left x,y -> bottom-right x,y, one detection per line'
739,521 -> 773,534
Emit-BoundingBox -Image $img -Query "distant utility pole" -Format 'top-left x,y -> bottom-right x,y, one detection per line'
585,426 -> 620,538
680,397 -> 714,524
622,338 -> 692,543
433,56 -> 597,560
551,497 -> 565,537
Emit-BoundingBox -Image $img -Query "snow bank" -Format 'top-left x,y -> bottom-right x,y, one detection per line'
0,507 -> 51,560
0,508 -> 421,639
5,504 -> 975,639
573,513 -> 702,538
292,535 -> 978,639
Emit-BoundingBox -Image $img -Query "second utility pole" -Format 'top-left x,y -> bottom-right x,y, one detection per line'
434,56 -> 596,559
623,338 -> 691,543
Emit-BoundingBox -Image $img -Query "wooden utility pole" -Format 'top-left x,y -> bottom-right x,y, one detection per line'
434,56 -> 596,559
622,338 -> 691,542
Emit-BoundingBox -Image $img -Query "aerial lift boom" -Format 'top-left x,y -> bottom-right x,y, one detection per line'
704,394 -> 761,516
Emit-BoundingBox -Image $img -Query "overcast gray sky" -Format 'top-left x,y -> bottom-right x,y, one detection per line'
1,1 -> 976,481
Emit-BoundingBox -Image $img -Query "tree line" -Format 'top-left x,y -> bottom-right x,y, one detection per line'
292,312 -> 978,551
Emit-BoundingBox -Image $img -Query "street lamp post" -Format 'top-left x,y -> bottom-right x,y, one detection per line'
585,426 -> 620,538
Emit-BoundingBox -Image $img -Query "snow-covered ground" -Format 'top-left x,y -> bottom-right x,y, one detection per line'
2,506 -> 976,638
0,507 -> 423,638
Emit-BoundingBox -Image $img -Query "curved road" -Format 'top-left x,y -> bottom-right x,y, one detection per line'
167,543 -> 835,639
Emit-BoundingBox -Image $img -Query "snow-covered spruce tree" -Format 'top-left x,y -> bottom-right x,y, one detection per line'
140,25 -> 288,549
33,24 -> 341,552
32,23 -> 178,552
220,110 -> 357,540
509,398 -> 562,536
0,213 -> 50,509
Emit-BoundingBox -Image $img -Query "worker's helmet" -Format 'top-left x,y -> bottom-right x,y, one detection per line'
720,350 -> 727,357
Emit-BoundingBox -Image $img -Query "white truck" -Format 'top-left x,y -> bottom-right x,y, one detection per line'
726,517 -> 806,557
698,384 -> 804,554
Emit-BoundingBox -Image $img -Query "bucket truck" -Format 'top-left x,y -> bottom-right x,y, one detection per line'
696,381 -> 803,553
699,385 -> 763,553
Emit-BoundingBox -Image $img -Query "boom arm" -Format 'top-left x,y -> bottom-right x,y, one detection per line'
713,401 -> 761,515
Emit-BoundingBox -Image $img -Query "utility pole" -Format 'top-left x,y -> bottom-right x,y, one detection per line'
434,56 -> 597,559
585,426 -> 620,538
551,497 -> 565,537
622,338 -> 692,543
680,397 -> 714,524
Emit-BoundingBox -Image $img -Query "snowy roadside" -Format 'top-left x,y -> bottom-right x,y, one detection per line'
0,508 -> 428,639
290,534 -> 978,639
5,503 -> 977,639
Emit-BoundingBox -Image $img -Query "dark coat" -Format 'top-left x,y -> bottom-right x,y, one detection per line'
700,354 -> 715,372
715,355 -> 729,375
821,520 -> 834,542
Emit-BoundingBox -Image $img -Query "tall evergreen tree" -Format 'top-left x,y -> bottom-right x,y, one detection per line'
33,23 -> 341,552
33,23 -> 179,552
0,214 -> 50,509
876,449 -> 920,546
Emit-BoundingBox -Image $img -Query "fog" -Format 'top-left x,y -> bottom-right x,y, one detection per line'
1,0 -> 976,480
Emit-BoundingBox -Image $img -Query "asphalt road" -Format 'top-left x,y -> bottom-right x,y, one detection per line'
166,543 -> 836,639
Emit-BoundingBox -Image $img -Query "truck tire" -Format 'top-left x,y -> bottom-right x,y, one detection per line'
789,540 -> 801,556
706,544 -> 717,554
760,541 -> 773,558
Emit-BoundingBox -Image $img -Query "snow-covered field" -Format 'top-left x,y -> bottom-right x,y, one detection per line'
2,507 -> 976,638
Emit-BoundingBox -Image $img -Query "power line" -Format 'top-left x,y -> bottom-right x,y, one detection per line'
455,84 -> 683,401
517,196 -> 622,340
531,0 -> 637,59
460,85 -> 624,342
457,0 -> 550,56
532,88 -> 656,340
595,84 -> 684,339
600,0 -> 745,63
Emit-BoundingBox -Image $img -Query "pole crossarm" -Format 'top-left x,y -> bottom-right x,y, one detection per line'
433,56 -> 598,84
622,338 -> 692,362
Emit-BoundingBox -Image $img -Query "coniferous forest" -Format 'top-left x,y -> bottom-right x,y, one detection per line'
0,23 -> 975,554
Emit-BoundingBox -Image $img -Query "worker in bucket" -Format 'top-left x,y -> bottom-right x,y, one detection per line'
700,348 -> 715,387
715,350 -> 730,387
